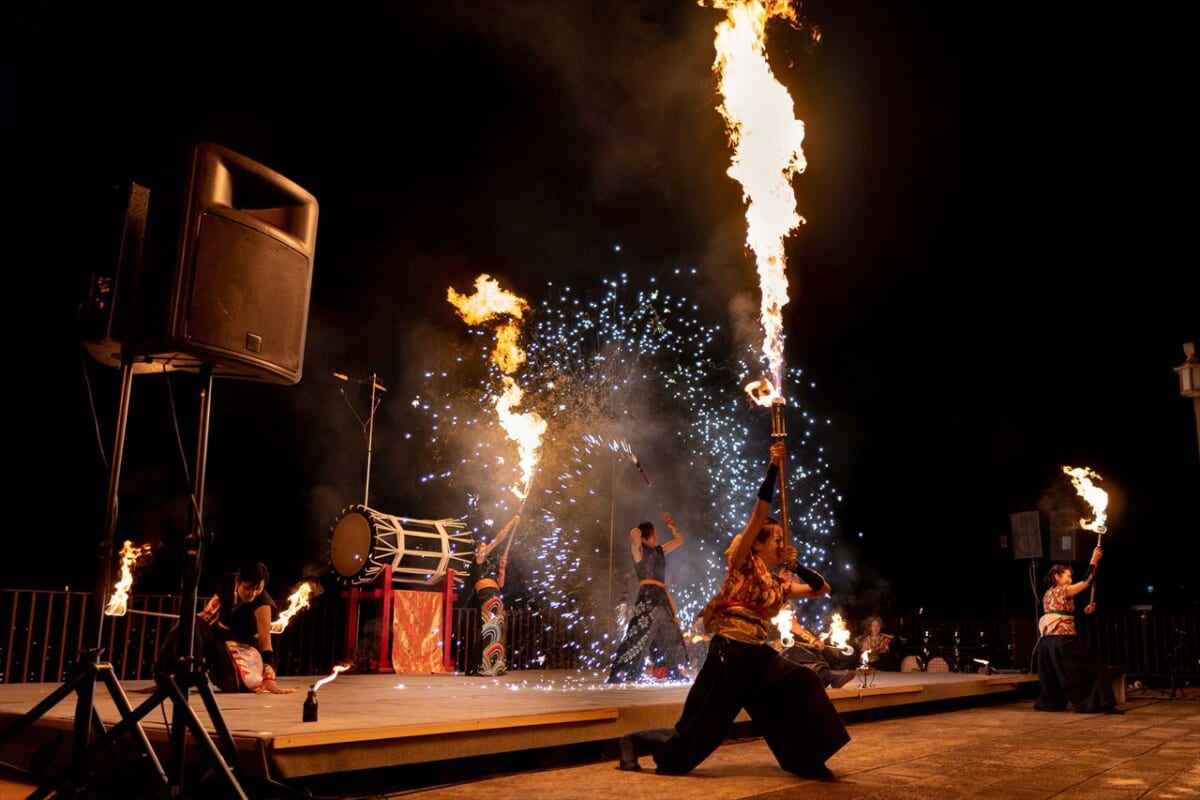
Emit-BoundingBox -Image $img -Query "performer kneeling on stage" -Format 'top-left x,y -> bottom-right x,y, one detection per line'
158,561 -> 295,694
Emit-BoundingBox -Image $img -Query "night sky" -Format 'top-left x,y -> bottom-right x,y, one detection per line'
4,1 -> 1195,628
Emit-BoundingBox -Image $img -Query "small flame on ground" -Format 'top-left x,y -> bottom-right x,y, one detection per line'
271,581 -> 317,633
314,664 -> 350,692
104,541 -> 150,616
1062,465 -> 1109,532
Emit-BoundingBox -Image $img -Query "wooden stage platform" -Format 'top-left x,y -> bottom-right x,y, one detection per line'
0,668 -> 1039,796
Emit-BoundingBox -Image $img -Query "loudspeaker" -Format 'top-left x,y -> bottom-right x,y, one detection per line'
80,182 -> 159,372
1010,510 -> 1043,559
1050,527 -> 1098,563
124,143 -> 319,385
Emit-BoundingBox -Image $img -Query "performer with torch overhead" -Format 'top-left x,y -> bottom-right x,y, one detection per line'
618,440 -> 848,778
467,514 -> 521,677
606,509 -> 690,683
1032,545 -> 1120,714
1032,466 -> 1120,713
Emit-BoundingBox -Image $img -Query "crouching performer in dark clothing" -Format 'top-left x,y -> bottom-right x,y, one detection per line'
618,441 -> 850,780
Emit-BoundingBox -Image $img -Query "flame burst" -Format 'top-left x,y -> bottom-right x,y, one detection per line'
271,581 -> 317,634
448,274 -> 547,501
709,0 -> 808,392
104,540 -> 150,616
1062,465 -> 1109,533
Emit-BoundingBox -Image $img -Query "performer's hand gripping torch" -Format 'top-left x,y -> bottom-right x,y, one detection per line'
1087,526 -> 1106,610
771,397 -> 791,553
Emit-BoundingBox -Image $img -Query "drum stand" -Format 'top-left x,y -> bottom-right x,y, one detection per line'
0,363 -> 251,799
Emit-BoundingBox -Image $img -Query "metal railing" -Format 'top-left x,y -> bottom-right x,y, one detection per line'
1,587 -> 1194,685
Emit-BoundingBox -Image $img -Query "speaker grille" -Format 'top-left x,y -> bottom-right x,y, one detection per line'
1010,510 -> 1042,559
182,210 -> 310,379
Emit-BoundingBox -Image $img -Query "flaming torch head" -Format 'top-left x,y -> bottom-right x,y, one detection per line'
744,378 -> 787,437
271,581 -> 316,634
104,541 -> 150,617
1062,466 -> 1109,534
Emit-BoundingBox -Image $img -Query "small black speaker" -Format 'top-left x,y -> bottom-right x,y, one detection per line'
80,182 -> 159,372
124,143 -> 319,385
1050,527 -> 1099,563
1010,510 -> 1043,559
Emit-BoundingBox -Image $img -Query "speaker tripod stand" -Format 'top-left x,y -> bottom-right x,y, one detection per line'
0,363 -> 250,799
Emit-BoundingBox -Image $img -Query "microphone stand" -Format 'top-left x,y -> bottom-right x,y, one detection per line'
335,371 -> 386,507
364,373 -> 382,506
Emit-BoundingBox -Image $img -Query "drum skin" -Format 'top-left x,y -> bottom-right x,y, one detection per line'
330,510 -> 374,580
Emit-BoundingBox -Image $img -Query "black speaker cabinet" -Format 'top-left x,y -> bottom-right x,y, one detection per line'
1010,510 -> 1043,559
124,143 -> 319,385
1049,528 -> 1099,563
81,182 -> 158,372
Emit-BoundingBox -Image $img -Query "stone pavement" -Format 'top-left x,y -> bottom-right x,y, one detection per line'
380,690 -> 1199,800
3,690 -> 1196,799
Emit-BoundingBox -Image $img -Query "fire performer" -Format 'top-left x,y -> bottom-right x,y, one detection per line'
467,514 -> 520,676
158,562 -> 295,694
777,618 -> 856,691
606,510 -> 690,683
1032,546 -> 1121,714
855,616 -> 898,672
618,441 -> 849,779
770,566 -> 855,690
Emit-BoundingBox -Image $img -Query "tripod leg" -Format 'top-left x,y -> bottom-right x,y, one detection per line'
0,666 -> 97,746
157,673 -> 250,800
28,682 -> 173,800
97,665 -> 168,784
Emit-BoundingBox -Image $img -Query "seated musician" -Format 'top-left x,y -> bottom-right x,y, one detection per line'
856,615 -> 899,671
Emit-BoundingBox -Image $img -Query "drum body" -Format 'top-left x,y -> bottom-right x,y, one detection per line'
925,655 -> 953,673
900,654 -> 925,672
330,505 -> 475,587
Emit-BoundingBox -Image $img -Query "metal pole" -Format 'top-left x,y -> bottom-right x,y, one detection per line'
364,373 -> 377,506
770,398 -> 791,549
92,361 -> 135,653
608,456 -> 615,627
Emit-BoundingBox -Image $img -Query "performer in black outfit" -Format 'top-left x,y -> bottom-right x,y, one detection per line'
779,618 -> 856,690
160,561 -> 293,693
607,510 -> 690,683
